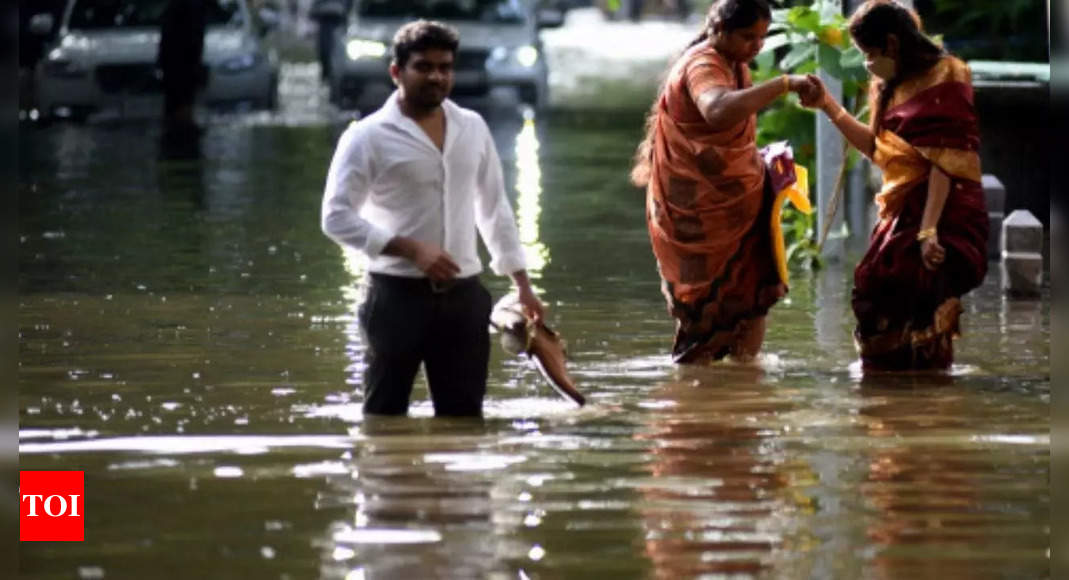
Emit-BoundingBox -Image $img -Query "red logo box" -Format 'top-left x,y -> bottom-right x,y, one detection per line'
20,471 -> 84,541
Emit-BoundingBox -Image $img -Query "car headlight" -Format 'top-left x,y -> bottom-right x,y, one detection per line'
490,45 -> 539,68
346,39 -> 387,61
219,53 -> 262,73
515,46 -> 539,68
43,49 -> 87,78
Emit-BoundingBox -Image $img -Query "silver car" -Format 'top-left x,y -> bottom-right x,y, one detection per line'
29,0 -> 280,121
328,0 -> 562,112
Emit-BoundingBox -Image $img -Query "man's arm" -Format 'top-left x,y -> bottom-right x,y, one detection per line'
472,119 -> 544,320
381,236 -> 460,282
321,125 -> 463,281
320,124 -> 394,258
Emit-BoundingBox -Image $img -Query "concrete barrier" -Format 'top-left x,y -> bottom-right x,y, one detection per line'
982,174 -> 1005,260
1000,209 -> 1044,297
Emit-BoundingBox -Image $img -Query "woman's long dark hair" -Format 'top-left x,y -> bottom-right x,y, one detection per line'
848,0 -> 945,132
630,0 -> 771,187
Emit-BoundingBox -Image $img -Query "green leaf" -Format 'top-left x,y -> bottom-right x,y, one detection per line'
840,45 -> 865,69
839,47 -> 868,84
787,7 -> 821,34
818,0 -> 842,25
818,44 -> 842,79
780,44 -> 816,71
754,50 -> 776,73
841,79 -> 863,99
760,33 -> 791,55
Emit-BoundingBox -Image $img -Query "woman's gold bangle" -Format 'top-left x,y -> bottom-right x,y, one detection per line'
916,227 -> 937,241
833,106 -> 848,123
782,74 -> 790,95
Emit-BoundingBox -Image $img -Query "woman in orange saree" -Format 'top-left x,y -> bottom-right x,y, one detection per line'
631,0 -> 821,363
811,0 -> 988,371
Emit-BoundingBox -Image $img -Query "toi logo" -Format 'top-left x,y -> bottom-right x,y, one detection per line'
20,471 -> 84,541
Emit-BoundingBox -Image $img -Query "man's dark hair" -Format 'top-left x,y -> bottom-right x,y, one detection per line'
392,20 -> 460,68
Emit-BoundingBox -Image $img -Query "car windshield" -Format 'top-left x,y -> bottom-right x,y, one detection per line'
358,0 -> 526,24
67,0 -> 245,30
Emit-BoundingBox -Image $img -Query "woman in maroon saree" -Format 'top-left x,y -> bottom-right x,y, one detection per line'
810,0 -> 988,371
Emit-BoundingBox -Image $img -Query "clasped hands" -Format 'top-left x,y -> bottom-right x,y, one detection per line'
785,74 -> 832,110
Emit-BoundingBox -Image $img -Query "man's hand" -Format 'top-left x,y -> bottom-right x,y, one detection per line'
509,270 -> 544,323
385,237 -> 460,281
921,236 -> 946,271
411,241 -> 460,281
517,284 -> 545,323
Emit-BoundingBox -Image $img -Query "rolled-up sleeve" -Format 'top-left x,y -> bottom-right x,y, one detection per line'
321,124 -> 393,258
473,121 -> 527,276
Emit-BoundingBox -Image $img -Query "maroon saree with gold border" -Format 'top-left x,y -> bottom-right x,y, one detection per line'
853,56 -> 989,370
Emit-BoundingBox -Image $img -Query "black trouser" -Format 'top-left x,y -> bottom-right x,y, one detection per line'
358,273 -> 492,417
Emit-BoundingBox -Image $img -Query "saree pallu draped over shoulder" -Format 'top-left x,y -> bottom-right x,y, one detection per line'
645,45 -> 784,363
853,56 -> 989,370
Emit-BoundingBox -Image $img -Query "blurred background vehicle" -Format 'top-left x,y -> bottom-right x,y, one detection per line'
327,0 -> 563,113
28,0 -> 282,122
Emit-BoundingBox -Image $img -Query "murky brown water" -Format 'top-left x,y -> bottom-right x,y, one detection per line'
18,85 -> 1049,579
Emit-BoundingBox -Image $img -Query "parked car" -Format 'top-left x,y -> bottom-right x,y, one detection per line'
29,0 -> 280,121
328,0 -> 563,112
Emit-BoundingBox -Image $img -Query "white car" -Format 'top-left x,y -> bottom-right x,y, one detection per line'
328,0 -> 562,112
29,0 -> 280,121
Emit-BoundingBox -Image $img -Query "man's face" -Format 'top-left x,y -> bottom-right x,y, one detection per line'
391,49 -> 455,109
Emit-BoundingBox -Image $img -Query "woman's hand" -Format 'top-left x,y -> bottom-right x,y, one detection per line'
800,74 -> 832,110
921,236 -> 946,270
788,74 -> 825,108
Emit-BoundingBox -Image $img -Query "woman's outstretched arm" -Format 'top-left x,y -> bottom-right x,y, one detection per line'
807,74 -> 876,158
696,75 -> 819,131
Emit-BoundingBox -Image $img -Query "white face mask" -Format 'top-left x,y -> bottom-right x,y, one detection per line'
867,55 -> 897,80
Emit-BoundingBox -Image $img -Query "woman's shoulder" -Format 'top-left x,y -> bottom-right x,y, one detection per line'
682,43 -> 731,72
894,54 -> 971,105
925,54 -> 971,86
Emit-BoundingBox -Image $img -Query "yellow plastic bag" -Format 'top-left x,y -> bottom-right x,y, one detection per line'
770,164 -> 812,286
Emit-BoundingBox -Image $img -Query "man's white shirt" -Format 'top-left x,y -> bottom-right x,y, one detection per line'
321,92 -> 527,278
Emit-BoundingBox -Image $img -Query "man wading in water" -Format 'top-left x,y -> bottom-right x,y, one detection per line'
321,20 -> 544,417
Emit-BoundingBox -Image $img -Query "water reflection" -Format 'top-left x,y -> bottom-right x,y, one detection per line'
322,419 -> 509,579
635,364 -> 813,578
513,111 -> 549,280
340,247 -> 369,397
18,109 -> 1049,579
855,382 -> 1050,579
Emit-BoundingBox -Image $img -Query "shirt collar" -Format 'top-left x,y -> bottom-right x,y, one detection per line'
382,90 -> 460,153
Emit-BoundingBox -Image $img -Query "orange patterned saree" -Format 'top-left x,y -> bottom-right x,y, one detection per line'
853,56 -> 989,370
645,45 -> 784,363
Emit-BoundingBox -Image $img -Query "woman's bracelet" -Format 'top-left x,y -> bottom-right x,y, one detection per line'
782,74 -> 790,95
916,227 -> 938,241
832,105 -> 849,123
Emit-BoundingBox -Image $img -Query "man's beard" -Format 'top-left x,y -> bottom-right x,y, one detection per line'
412,83 -> 449,109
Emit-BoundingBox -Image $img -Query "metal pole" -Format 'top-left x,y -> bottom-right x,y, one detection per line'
816,0 -> 845,261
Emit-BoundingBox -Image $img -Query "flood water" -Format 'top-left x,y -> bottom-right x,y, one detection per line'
18,79 -> 1049,578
